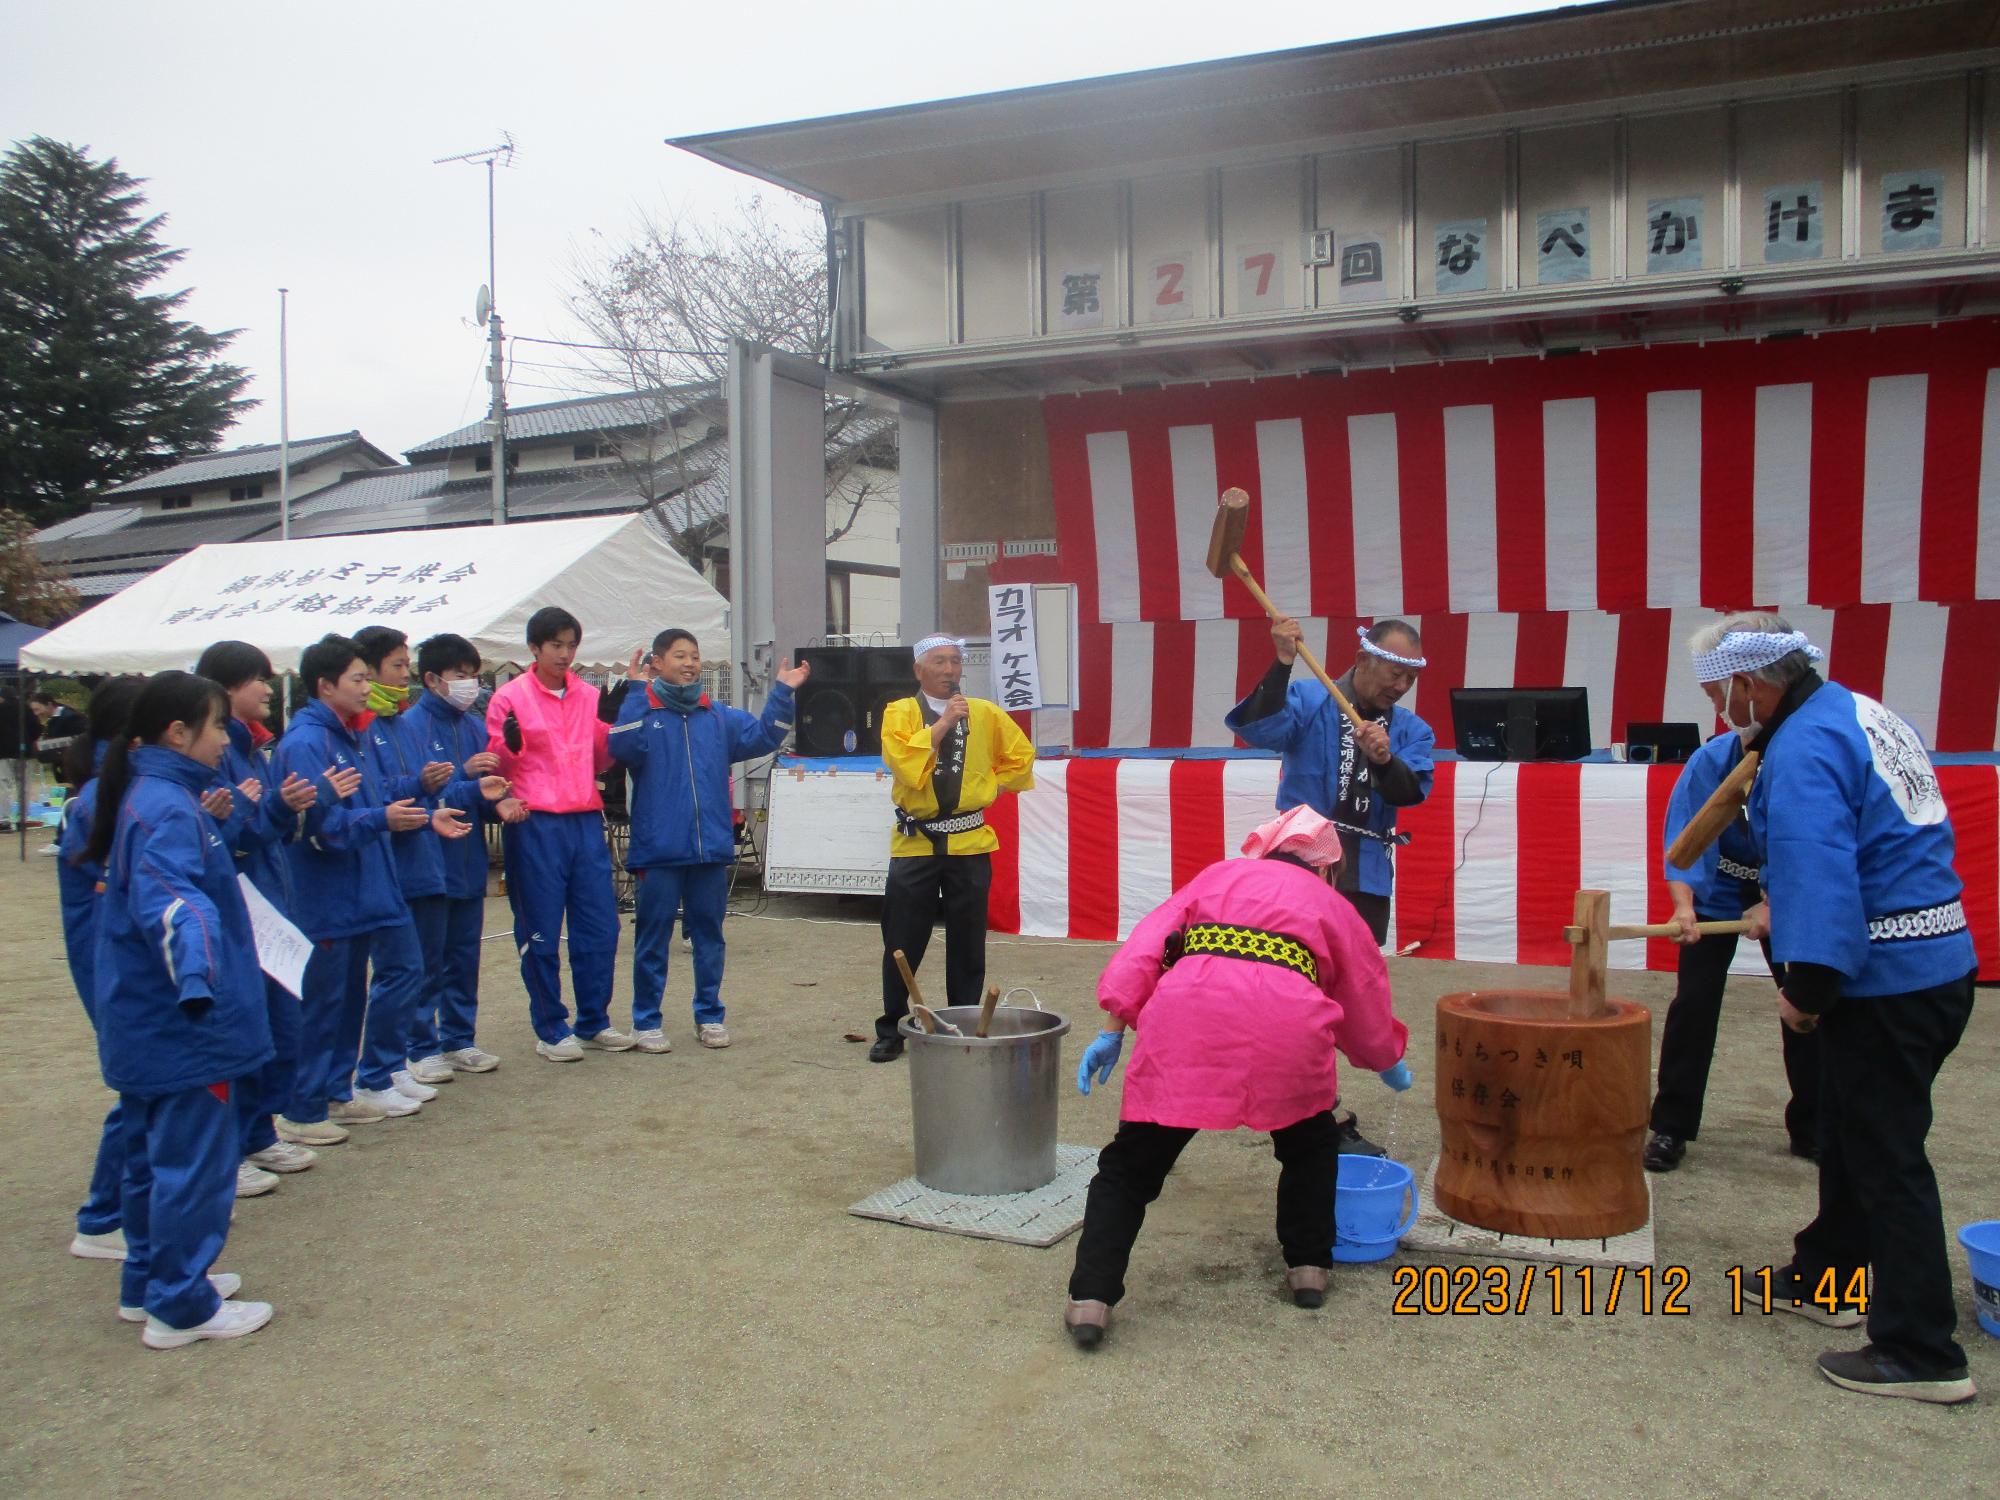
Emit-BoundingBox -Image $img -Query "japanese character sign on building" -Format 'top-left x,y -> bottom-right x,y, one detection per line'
1056,264 -> 1105,331
985,584 -> 1043,712
1881,171 -> 1944,253
1337,230 -> 1390,303
1761,181 -> 1825,263
1432,218 -> 1488,294
1645,196 -> 1704,274
1145,252 -> 1197,323
1535,207 -> 1592,285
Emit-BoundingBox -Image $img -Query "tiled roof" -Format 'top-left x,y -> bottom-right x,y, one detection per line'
37,504 -> 285,568
404,387 -> 712,457
288,463 -> 453,518
285,464 -> 727,540
99,432 -> 397,498
35,506 -> 146,543
71,570 -> 151,598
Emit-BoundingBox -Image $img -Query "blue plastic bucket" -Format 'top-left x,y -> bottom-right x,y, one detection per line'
1959,1221 -> 2000,1340
1333,1155 -> 1418,1263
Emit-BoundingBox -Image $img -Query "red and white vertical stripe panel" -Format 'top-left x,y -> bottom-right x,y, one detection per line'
1044,319 -> 2000,625
984,761 -> 2000,984
1067,601 -> 2000,754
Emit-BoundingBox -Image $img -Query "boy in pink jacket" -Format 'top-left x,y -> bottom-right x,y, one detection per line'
1063,805 -> 1411,1348
486,607 -> 636,1062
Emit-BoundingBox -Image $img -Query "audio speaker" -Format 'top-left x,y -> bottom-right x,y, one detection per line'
795,646 -> 914,756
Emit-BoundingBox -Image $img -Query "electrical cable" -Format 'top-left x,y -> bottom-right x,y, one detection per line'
1397,756 -> 1507,954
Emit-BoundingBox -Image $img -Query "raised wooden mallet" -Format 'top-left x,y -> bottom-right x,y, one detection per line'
1662,749 -> 1760,869
1563,888 -> 1752,1014
1205,487 -> 1368,732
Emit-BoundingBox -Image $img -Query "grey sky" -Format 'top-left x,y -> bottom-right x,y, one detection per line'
3,0 -> 1570,463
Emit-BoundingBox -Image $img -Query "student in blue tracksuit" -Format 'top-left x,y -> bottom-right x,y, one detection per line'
348,626 -> 486,1117
84,671 -> 275,1348
195,641 -> 323,1192
609,629 -> 804,1052
1643,725 -> 1819,1173
406,633 -> 526,1077
56,676 -> 148,1263
273,634 -> 437,1143
1711,615 -> 1979,1406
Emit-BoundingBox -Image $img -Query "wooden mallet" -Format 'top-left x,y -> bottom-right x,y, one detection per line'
1563,888 -> 1752,1015
892,949 -> 938,1034
1663,749 -> 1760,869
974,984 -> 1001,1039
1206,487 -> 1368,733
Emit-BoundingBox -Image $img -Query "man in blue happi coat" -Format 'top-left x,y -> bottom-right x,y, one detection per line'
1226,616 -> 1434,1157
1715,613 -> 1977,1406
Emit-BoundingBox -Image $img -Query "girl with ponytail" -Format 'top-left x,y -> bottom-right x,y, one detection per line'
89,671 -> 277,1349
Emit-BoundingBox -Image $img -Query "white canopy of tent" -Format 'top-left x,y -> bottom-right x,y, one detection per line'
20,514 -> 728,675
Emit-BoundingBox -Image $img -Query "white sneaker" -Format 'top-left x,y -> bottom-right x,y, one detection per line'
390,1069 -> 439,1102
70,1228 -> 128,1261
235,1161 -> 279,1198
277,1116 -> 350,1145
246,1141 -> 316,1174
444,1046 -> 500,1073
580,1027 -> 637,1052
37,842 -> 60,856
406,1054 -> 455,1085
326,1097 -> 387,1126
696,1023 -> 731,1049
535,1036 -> 585,1062
120,1273 -> 241,1323
351,1086 -> 420,1118
633,1029 -> 672,1053
141,1298 -> 274,1349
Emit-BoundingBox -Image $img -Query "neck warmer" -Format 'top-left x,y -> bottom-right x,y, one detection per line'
649,680 -> 706,716
366,680 -> 411,717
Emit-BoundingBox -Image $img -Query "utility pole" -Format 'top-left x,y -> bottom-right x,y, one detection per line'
434,133 -> 516,525
278,287 -> 291,540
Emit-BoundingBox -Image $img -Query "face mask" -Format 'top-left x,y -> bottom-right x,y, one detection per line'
366,680 -> 411,716
1723,676 -> 1761,739
444,678 -> 481,711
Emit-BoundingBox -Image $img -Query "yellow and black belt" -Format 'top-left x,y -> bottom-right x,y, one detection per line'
1167,923 -> 1319,985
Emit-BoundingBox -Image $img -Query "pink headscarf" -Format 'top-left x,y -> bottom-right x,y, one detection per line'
1239,805 -> 1343,868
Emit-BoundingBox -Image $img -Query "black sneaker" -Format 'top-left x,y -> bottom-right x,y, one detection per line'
1643,1132 -> 1687,1172
1774,1264 -> 1866,1328
1335,1112 -> 1385,1157
1815,1345 -> 1976,1405
867,1036 -> 904,1063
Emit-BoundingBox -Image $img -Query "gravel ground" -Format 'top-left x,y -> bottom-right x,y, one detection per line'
0,853 -> 1993,1499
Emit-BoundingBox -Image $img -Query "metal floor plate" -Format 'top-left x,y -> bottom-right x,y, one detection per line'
848,1145 -> 1100,1248
1400,1155 -> 1657,1268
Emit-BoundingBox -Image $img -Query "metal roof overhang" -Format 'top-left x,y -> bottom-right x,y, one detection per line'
668,0 -> 2000,208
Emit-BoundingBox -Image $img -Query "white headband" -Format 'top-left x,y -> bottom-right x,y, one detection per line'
911,633 -> 965,661
1690,629 -> 1824,684
1357,627 -> 1427,669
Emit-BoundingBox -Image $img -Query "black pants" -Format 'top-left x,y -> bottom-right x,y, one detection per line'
1068,1111 -> 1341,1306
877,853 -> 992,1040
1649,932 -> 1820,1148
1338,888 -> 1391,946
1788,971 -> 1975,1374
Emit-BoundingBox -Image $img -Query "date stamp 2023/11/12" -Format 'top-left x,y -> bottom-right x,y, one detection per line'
1389,1263 -> 1871,1318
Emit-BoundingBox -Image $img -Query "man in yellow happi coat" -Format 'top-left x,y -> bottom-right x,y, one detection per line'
870,634 -> 1036,1062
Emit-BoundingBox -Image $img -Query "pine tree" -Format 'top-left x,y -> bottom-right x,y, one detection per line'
0,137 -> 254,527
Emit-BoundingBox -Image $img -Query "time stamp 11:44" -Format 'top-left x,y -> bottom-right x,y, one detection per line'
1389,1264 -> 1871,1317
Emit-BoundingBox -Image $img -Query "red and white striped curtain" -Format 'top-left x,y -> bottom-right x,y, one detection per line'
1031,319 -> 2000,751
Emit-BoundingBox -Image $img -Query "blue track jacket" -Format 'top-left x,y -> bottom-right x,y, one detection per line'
274,700 -> 406,941
608,681 -> 794,868
215,717 -> 300,914
93,746 -> 273,1095
410,688 -> 498,901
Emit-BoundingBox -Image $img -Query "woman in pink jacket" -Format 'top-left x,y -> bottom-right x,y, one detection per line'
1063,805 -> 1411,1348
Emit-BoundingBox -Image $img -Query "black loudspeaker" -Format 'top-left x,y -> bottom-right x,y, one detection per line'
795,646 -> 914,756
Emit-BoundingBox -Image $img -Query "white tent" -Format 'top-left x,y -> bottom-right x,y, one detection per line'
20,514 -> 728,675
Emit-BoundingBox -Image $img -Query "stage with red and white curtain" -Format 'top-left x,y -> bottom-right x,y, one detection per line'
975,758 -> 2000,982
933,316 -> 2000,982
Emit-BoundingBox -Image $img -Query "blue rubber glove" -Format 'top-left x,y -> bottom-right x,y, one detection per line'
1077,1031 -> 1126,1095
1379,1061 -> 1414,1092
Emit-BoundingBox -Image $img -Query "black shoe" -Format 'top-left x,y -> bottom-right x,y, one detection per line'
1816,1345 -> 1976,1405
1335,1111 -> 1385,1157
1789,1139 -> 1820,1162
867,1036 -> 904,1063
1643,1132 -> 1687,1172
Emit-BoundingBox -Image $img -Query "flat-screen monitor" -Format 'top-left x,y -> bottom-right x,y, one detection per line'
1451,687 -> 1592,762
1625,721 -> 1703,764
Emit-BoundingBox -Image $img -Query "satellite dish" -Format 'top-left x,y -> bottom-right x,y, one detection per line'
475,284 -> 492,324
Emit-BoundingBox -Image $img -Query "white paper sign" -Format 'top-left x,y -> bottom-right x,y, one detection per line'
238,874 -> 312,999
986,583 -> 1043,712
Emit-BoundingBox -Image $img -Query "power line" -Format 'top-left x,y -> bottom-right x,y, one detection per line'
511,334 -> 724,358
